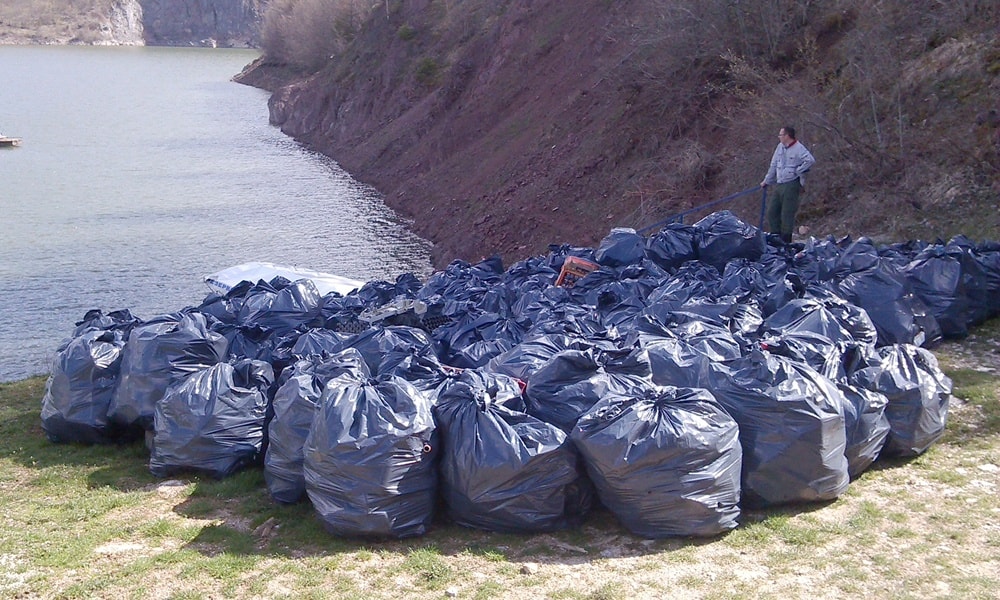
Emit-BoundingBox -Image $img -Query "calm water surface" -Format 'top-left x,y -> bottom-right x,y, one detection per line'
0,45 -> 432,381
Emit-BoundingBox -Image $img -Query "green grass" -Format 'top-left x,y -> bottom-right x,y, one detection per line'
414,56 -> 442,86
1,319 -> 998,598
400,546 -> 453,589
397,24 -> 417,41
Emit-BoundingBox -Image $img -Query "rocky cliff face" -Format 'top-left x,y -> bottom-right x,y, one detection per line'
0,0 -> 262,46
108,0 -> 144,45
140,0 -> 262,47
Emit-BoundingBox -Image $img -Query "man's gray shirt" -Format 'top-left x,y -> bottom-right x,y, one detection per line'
763,141 -> 815,187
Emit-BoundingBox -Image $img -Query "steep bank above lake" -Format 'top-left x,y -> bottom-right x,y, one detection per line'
238,0 -> 999,269
0,0 -> 262,46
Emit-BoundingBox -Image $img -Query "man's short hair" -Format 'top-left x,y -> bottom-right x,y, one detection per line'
783,125 -> 797,140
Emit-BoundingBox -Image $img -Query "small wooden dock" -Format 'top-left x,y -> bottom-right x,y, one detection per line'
0,136 -> 22,147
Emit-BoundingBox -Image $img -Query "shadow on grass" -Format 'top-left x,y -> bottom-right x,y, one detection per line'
174,493 -> 726,566
944,369 -> 1000,446
162,469 -> 853,568
0,377 -> 155,485
865,453 -> 918,471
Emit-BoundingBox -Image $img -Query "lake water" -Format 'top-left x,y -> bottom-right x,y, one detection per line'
0,45 -> 433,382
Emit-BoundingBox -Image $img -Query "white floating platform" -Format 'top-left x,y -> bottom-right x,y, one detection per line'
204,261 -> 363,297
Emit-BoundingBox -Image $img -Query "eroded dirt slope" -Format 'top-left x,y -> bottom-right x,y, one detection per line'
238,0 -> 1000,269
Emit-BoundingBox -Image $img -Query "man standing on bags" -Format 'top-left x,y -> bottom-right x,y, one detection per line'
760,126 -> 815,243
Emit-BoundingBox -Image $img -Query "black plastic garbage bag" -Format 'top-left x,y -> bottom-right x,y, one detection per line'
834,237 -> 883,276
265,327 -> 349,376
580,262 -> 667,314
941,236 -> 993,326
693,211 -> 766,273
433,312 -> 525,369
149,359 -> 274,479
546,244 -> 598,271
638,294 -> 762,347
41,329 -> 129,444
881,239 -> 927,264
510,285 -> 572,324
571,385 -> 742,537
289,328 -> 347,359
758,330 -> 848,381
803,287 -> 880,348
355,279 -> 408,309
713,351 -> 849,507
837,383 -> 890,478
109,312 -> 228,433
595,227 -> 646,267
434,370 -> 592,533
644,222 -> 700,271
973,242 -> 1000,316
756,243 -> 796,277
525,349 -> 609,431
317,292 -> 362,331
716,258 -> 771,302
416,257 -> 505,308
196,279 -> 255,326
728,301 -> 767,344
304,375 -> 438,538
265,350 -> 370,504
852,344 -> 951,457
834,258 -> 942,348
70,308 -> 142,337
667,320 -> 745,362
487,333 -> 598,381
336,325 -> 434,375
762,298 -> 858,345
639,295 -> 726,331
758,272 -> 802,318
636,308 -> 744,366
758,297 -> 863,379
591,287 -> 649,331
377,345 -> 462,397
473,284 -> 518,316
646,261 -> 722,305
237,278 -> 324,335
521,302 -> 609,340
903,245 -> 972,338
644,336 -> 736,389
793,236 -> 880,284
525,348 -> 648,432
503,255 -> 561,294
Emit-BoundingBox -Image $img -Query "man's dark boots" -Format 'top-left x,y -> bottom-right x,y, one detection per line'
781,233 -> 793,244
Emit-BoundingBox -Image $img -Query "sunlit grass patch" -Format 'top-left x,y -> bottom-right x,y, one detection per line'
586,582 -> 628,600
848,499 -> 883,528
472,580 -> 505,599
723,519 -> 773,550
400,546 -> 453,589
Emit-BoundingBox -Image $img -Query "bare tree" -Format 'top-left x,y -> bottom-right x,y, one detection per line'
260,0 -> 376,71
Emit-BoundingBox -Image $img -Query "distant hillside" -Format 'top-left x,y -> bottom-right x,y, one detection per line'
238,0 -> 999,268
0,0 -> 263,46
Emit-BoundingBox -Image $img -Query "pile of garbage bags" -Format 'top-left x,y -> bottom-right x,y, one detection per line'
41,211 -> 998,539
